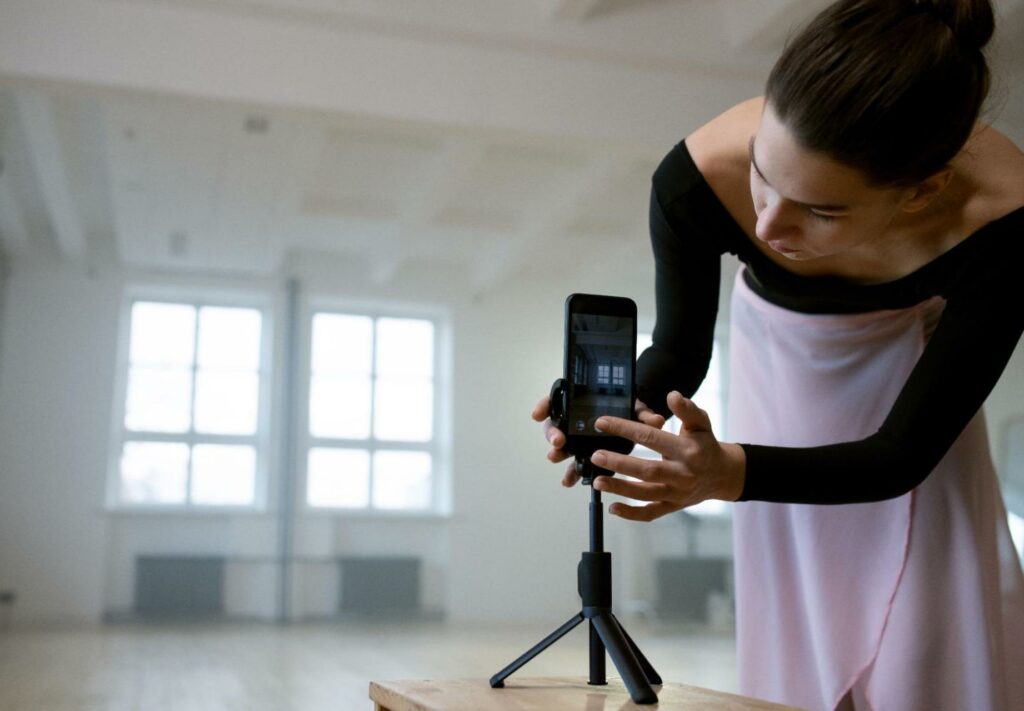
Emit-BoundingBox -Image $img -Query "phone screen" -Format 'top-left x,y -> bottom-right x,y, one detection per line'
566,312 -> 635,438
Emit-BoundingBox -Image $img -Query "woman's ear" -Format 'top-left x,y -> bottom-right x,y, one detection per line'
900,168 -> 954,213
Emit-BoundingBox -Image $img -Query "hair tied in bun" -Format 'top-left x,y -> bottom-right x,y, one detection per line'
910,0 -> 993,53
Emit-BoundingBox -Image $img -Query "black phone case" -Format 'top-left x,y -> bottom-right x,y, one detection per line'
558,293 -> 637,459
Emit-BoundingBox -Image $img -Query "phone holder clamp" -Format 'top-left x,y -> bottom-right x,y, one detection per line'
548,378 -> 615,485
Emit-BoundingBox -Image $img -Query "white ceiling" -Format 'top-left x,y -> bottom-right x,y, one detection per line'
1,0 -> 1022,293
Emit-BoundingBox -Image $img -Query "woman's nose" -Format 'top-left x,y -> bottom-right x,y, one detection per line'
755,199 -> 798,242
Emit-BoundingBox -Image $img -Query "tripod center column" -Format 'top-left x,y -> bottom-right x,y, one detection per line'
590,487 -> 604,553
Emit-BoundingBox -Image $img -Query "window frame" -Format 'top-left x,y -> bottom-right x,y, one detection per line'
107,284 -> 274,513
298,295 -> 452,518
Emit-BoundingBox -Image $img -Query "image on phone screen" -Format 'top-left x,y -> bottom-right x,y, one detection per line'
567,312 -> 634,437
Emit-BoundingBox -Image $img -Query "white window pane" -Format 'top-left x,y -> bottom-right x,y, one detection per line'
309,375 -> 371,439
688,499 -> 728,516
194,371 -> 259,435
120,441 -> 189,504
307,448 -> 370,508
636,333 -> 727,517
376,318 -> 433,377
374,378 -> 433,442
693,347 -> 722,435
311,313 -> 373,375
637,332 -> 653,355
1009,512 -> 1024,561
373,450 -> 431,510
639,331 -> 724,435
197,307 -> 262,371
191,444 -> 256,506
129,302 -> 196,366
124,366 -> 192,433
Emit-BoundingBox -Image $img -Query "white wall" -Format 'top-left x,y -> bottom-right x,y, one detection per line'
0,261 -> 117,623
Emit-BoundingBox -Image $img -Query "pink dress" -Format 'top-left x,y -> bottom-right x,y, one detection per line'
728,268 -> 1024,711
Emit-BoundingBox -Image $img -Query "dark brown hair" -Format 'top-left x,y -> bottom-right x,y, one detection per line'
765,0 -> 994,187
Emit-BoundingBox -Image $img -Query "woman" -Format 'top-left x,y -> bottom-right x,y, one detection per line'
535,1 -> 1024,709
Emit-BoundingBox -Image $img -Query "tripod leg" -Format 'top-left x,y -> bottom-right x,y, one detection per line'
588,620 -> 606,685
611,613 -> 662,685
489,612 -> 585,688
591,612 -> 658,705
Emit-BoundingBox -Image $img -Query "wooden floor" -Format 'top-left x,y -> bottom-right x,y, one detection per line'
0,619 -> 737,710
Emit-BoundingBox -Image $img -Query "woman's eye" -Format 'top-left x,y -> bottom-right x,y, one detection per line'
809,211 -> 836,223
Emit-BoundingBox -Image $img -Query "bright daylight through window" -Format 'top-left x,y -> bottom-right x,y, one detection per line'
116,301 -> 263,507
306,313 -> 437,512
635,332 -> 727,516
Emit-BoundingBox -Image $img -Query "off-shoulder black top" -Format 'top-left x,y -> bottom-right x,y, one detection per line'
635,140 -> 1024,504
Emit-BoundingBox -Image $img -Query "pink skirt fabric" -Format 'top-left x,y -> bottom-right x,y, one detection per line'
728,268 -> 1024,711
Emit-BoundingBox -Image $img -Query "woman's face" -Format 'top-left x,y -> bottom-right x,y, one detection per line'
749,104 -> 909,261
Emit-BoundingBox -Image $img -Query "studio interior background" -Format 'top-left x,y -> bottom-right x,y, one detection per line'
1,0 -> 1023,708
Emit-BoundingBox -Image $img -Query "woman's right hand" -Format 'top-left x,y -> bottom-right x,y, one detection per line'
532,395 -> 667,488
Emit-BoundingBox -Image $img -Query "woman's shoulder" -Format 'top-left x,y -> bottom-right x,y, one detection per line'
685,96 -> 763,183
678,97 -> 762,239
653,96 -> 761,212
956,124 -> 1024,233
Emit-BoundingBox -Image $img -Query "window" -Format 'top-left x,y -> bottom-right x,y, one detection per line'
635,332 -> 727,516
597,364 -> 610,385
113,300 -> 266,508
1009,511 -> 1024,563
612,364 -> 625,387
573,354 -> 587,385
305,312 -> 439,512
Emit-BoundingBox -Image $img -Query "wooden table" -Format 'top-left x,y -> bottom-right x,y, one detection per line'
369,677 -> 806,710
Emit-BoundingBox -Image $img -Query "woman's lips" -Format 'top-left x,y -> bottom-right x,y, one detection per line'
768,241 -> 797,254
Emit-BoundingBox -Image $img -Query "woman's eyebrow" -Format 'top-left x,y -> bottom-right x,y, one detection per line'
748,136 -> 769,184
748,136 -> 851,213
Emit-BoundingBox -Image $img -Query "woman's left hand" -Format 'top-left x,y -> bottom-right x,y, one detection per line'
590,391 -> 746,522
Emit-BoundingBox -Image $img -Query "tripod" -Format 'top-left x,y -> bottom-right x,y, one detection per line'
489,458 -> 662,705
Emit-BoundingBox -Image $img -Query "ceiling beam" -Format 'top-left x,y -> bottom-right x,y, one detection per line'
403,138 -> 490,228
1003,0 -> 1024,16
1000,0 -> 1024,38
0,0 -> 757,150
722,0 -> 832,51
471,153 -> 622,292
372,137 -> 490,286
547,0 -> 604,21
0,159 -> 30,256
13,92 -> 87,259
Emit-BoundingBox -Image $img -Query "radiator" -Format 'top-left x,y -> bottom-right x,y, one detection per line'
134,555 -> 225,618
338,556 -> 421,615
655,556 -> 729,622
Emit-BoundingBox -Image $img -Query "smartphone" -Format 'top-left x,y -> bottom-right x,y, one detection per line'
557,293 -> 637,459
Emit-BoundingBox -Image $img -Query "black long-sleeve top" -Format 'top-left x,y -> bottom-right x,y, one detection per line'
635,140 -> 1024,504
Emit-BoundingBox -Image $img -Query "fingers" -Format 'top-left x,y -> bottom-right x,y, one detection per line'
607,500 -> 682,523
535,395 -> 567,462
592,475 -> 667,501
532,395 -> 551,422
635,399 -> 666,429
593,416 -> 674,455
547,445 -> 570,464
667,391 -> 712,433
637,412 -> 666,429
590,450 -> 663,482
543,420 -> 565,451
561,461 -> 580,487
